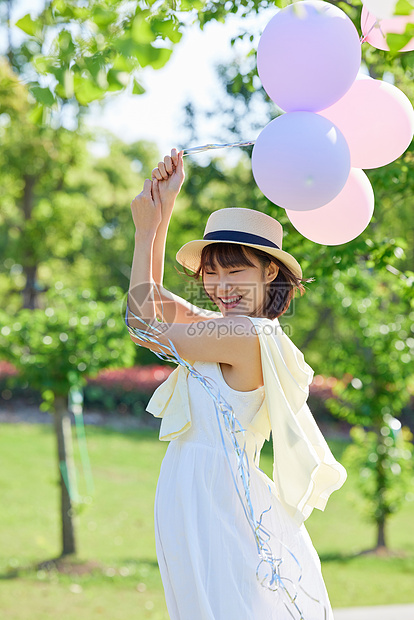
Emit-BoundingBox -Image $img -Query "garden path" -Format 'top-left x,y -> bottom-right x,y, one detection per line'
334,603 -> 414,619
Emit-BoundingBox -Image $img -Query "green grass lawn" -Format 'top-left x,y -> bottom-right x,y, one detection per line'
1,422 -> 413,619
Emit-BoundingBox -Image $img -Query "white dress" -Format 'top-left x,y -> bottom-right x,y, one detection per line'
153,360 -> 334,620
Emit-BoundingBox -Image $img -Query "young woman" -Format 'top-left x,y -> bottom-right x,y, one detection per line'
126,148 -> 346,620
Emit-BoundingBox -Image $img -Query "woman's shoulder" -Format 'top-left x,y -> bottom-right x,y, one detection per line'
241,315 -> 282,337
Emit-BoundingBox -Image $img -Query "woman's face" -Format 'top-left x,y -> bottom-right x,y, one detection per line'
202,251 -> 279,317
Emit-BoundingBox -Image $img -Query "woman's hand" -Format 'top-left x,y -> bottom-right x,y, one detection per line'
130,179 -> 161,238
151,148 -> 185,221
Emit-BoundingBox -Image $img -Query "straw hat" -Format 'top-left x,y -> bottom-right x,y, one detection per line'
176,208 -> 302,279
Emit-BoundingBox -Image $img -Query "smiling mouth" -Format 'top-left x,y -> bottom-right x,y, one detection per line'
218,295 -> 242,308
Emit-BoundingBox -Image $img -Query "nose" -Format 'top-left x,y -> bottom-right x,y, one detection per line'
216,278 -> 236,298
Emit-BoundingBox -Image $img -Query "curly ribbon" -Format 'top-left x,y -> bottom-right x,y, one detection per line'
69,385 -> 95,497
54,386 -> 96,505
125,299 -> 328,620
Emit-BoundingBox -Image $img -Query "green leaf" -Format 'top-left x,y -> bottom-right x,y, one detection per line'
28,103 -> 46,125
63,68 -> 74,98
132,78 -> 146,95
51,0 -> 73,17
83,55 -> 105,80
15,13 -> 40,36
386,31 -> 412,52
73,76 -> 106,105
33,54 -> 53,74
55,69 -> 74,99
58,30 -> 75,60
113,35 -> 136,58
394,0 -> 414,15
132,14 -> 157,44
180,0 -> 204,9
400,51 -> 414,70
46,63 -> 64,83
106,69 -> 129,91
92,7 -> 118,28
151,17 -> 183,44
134,45 -> 173,69
30,86 -> 56,106
112,54 -> 135,72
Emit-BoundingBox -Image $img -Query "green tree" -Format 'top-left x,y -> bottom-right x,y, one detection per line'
343,424 -> 414,549
6,0 -> 414,119
5,0 -> 185,114
322,266 -> 414,550
0,59 -> 158,326
0,284 -> 135,557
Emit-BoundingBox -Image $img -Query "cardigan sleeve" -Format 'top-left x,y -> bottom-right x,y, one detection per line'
246,316 -> 347,526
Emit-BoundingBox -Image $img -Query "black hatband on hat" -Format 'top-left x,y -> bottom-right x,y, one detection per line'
203,230 -> 280,249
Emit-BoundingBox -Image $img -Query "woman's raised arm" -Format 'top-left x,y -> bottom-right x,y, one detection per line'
151,148 -> 184,286
148,149 -> 221,324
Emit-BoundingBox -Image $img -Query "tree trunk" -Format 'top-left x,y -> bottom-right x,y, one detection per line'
374,425 -> 388,550
377,516 -> 386,549
22,264 -> 39,310
54,394 -> 77,557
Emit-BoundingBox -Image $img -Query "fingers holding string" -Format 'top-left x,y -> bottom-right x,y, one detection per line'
171,147 -> 179,168
176,149 -> 185,177
179,148 -> 184,166
152,149 -> 182,181
157,161 -> 168,179
151,166 -> 163,181
164,154 -> 173,174
151,161 -> 168,181
142,178 -> 153,197
152,178 -> 161,210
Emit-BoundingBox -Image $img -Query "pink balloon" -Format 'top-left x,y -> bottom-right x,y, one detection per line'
318,77 -> 414,169
361,5 -> 414,51
257,0 -> 361,112
252,112 -> 351,211
286,169 -> 374,245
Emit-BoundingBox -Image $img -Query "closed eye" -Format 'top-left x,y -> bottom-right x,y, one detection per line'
204,268 -> 245,275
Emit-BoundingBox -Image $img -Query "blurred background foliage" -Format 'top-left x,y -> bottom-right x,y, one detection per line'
0,0 -> 413,554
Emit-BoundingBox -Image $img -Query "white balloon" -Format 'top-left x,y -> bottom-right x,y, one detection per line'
362,0 -> 398,19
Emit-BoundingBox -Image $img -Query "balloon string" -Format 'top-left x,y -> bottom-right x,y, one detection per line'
183,140 -> 256,156
360,16 -> 381,44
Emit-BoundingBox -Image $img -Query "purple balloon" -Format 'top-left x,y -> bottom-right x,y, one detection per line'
252,112 -> 351,211
257,1 -> 361,112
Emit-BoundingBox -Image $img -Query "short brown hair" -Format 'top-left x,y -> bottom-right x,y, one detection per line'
182,242 -> 313,319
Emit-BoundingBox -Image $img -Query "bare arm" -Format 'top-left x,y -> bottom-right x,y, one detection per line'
127,182 -> 159,325
128,313 -> 261,369
149,149 -> 221,323
150,150 -> 180,287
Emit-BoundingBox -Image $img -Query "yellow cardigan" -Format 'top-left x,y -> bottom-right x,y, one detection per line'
146,316 -> 347,526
